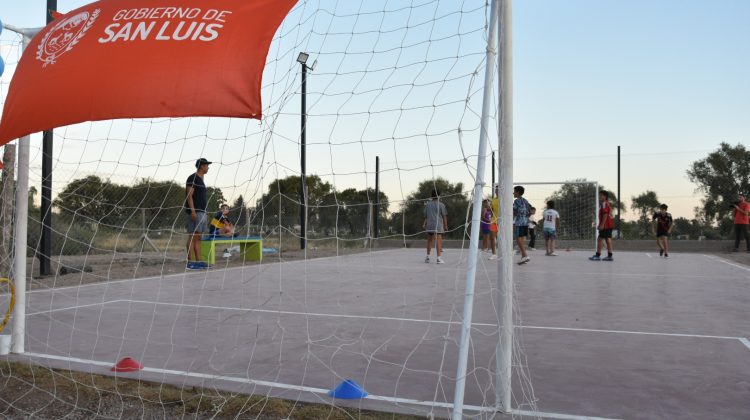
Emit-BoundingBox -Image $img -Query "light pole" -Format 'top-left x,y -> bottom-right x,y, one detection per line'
297,52 -> 315,249
39,0 -> 57,276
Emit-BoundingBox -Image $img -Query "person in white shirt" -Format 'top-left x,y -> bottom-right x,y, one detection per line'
542,200 -> 561,256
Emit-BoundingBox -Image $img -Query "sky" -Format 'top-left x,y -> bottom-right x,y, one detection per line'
1,0 -> 748,222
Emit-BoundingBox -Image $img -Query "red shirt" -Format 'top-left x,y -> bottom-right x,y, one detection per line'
734,201 -> 750,225
599,201 -> 615,229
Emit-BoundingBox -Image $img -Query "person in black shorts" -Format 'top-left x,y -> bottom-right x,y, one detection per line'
652,203 -> 673,257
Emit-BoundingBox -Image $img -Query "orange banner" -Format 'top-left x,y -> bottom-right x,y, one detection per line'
0,0 -> 297,146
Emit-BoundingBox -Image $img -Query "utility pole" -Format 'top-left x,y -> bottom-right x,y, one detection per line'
39,0 -> 57,275
617,145 -> 621,238
374,156 -> 379,239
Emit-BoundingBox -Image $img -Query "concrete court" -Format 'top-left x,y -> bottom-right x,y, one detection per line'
8,248 -> 750,419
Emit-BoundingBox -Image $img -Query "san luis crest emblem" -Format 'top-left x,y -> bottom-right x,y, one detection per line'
36,9 -> 100,67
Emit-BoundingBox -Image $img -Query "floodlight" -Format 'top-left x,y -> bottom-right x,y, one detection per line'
296,52 -> 309,65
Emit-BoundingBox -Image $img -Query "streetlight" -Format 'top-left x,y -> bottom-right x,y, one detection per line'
297,52 -> 315,249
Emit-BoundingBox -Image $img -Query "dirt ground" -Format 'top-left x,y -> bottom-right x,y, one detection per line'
21,244 -> 750,290
0,361 -> 422,420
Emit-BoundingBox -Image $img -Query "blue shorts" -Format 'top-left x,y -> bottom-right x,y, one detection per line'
543,228 -> 557,239
186,211 -> 208,234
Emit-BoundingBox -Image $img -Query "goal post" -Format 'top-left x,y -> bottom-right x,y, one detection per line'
495,180 -> 601,250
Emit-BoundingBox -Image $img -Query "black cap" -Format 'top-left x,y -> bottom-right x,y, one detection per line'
195,158 -> 212,168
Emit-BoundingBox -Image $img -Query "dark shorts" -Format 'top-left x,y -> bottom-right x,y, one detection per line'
598,228 -> 613,239
656,230 -> 670,237
514,225 -> 529,238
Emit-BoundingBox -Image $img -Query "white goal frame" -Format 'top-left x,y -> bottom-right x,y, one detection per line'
495,180 -> 601,250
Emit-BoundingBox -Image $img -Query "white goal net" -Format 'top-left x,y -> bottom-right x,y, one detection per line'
0,1 -> 541,418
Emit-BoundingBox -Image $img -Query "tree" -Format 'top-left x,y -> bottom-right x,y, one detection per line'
231,195 -> 250,228
256,175 -> 333,231
397,178 -> 469,239
687,142 -> 750,222
128,179 -> 185,229
318,188 -> 390,236
546,180 -> 623,239
631,190 -> 660,238
53,176 -> 128,226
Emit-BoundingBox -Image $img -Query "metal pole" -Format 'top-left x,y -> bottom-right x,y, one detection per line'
299,62 -> 307,250
39,0 -> 57,276
375,156 -> 379,239
495,0 -> 514,413
12,34 -> 33,354
595,183 -> 600,250
617,146 -> 621,238
492,151 -> 496,197
452,1 -> 499,418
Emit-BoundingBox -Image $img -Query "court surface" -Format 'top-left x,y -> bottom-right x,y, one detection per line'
10,248 -> 750,419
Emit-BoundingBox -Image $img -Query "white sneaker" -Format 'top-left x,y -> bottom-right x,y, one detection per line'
425,256 -> 430,263
223,251 -> 232,258
550,252 -> 558,256
488,254 -> 498,260
528,247 -> 536,251
436,257 -> 445,264
517,256 -> 530,265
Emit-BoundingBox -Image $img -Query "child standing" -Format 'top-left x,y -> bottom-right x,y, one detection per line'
527,207 -> 538,251
513,186 -> 531,265
542,201 -> 560,256
423,189 -> 448,264
590,190 -> 615,261
653,203 -> 673,257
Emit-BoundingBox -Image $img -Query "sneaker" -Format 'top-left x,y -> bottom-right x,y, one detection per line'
436,257 -> 445,264
659,249 -> 664,257
186,262 -> 198,270
517,256 -> 530,265
425,256 -> 430,263
195,261 -> 210,269
528,247 -> 536,251
589,255 -> 601,261
488,254 -> 498,260
664,253 -> 668,258
550,252 -> 558,256
602,255 -> 614,261
223,251 -> 232,258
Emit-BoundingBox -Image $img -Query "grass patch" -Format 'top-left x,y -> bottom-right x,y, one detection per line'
0,360 -> 427,419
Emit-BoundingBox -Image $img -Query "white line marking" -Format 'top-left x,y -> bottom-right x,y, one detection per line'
739,338 -> 750,351
520,325 -> 742,341
26,301 -> 118,317
28,299 -> 744,342
20,352 -> 618,420
702,254 -> 750,273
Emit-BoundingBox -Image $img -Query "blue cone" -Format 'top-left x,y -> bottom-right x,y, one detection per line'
328,379 -> 368,399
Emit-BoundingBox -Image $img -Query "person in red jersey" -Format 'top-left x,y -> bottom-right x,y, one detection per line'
732,193 -> 750,252
590,190 -> 615,261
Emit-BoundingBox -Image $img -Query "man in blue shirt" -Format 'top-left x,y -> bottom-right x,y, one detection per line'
185,158 -> 211,269
513,185 -> 531,265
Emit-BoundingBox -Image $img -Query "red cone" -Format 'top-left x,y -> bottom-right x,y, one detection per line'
112,357 -> 143,372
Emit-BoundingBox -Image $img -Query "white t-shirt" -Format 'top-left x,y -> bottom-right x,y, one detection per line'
542,209 -> 560,230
